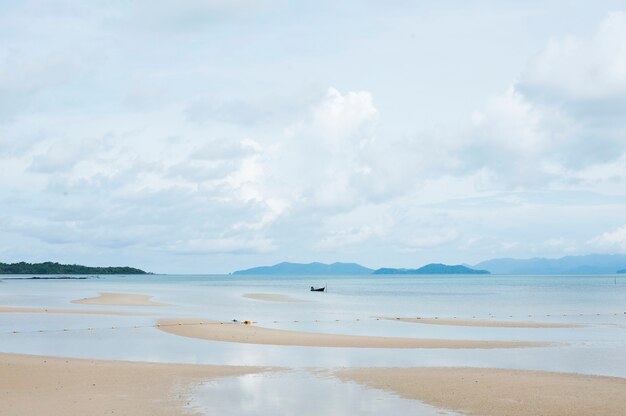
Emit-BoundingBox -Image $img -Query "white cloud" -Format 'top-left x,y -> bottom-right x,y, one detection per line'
246,87 -> 383,214
459,10 -> 626,185
400,231 -> 459,252
165,236 -> 276,255
311,87 -> 378,140
522,11 -> 626,101
589,225 -> 626,252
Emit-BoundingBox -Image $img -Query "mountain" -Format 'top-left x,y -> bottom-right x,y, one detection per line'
373,263 -> 490,275
232,262 -> 373,275
0,261 -> 147,275
475,254 -> 626,275
618,269 -> 626,274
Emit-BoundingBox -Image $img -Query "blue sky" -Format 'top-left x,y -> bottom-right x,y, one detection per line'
2,1 -> 626,273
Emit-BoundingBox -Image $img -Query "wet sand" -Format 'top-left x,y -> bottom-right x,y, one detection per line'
0,353 -> 262,416
71,292 -> 170,306
0,306 -> 150,316
380,316 -> 581,328
337,367 -> 626,416
156,319 -> 546,349
244,293 -> 309,303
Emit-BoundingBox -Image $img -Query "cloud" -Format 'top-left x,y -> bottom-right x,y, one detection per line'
311,88 -> 378,140
401,230 -> 459,251
588,225 -> 626,252
521,11 -> 626,102
165,236 -> 276,255
241,87 -> 383,214
463,87 -> 572,183
457,12 -> 626,187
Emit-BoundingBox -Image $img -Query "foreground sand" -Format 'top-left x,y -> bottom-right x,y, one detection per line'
0,306 -> 150,316
72,292 -> 170,306
157,319 -> 545,349
380,316 -> 581,328
244,293 -> 309,303
0,353 -> 261,416
337,367 -> 626,416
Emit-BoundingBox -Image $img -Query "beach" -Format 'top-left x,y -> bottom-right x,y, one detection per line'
71,292 -> 170,306
3,352 -> 624,416
337,367 -> 626,416
0,353 -> 261,416
156,318 -> 546,349
1,274 -> 625,415
379,316 -> 581,328
243,293 -> 309,302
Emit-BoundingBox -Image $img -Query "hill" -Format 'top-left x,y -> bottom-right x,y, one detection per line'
232,262 -> 373,275
0,262 -> 147,275
475,254 -> 626,275
373,263 -> 490,275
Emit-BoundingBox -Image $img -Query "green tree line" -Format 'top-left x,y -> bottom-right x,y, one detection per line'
0,262 -> 147,274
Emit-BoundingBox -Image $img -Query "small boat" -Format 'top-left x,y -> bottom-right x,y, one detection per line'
310,285 -> 326,292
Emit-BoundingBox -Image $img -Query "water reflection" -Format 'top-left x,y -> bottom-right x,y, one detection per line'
191,370 -> 459,416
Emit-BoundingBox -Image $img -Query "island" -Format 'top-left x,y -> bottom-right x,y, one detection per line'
373,263 -> 490,275
618,269 -> 626,274
0,262 -> 147,275
233,262 -> 490,275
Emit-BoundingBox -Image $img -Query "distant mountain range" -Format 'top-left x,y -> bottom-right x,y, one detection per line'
0,262 -> 147,275
232,262 -> 373,275
374,264 -> 489,275
474,254 -> 626,275
232,262 -> 488,275
233,254 -> 626,276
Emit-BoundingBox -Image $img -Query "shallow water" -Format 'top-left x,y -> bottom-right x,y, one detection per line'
190,370 -> 460,416
1,273 -> 625,414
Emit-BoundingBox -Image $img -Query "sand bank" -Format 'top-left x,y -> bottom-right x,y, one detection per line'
337,367 -> 626,416
243,293 -> 309,303
0,353 -> 261,416
71,292 -> 170,306
0,306 -> 149,316
156,319 -> 545,349
380,316 -> 580,328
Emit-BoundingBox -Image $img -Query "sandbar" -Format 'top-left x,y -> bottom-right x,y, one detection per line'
0,306 -> 149,316
0,353 -> 261,416
380,316 -> 581,328
244,293 -> 309,303
156,319 -> 545,349
336,367 -> 626,416
71,292 -> 170,306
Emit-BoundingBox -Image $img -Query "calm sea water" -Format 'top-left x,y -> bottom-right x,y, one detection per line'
1,274 -> 625,376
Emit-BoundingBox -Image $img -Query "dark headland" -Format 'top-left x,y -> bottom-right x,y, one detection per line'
0,262 -> 147,275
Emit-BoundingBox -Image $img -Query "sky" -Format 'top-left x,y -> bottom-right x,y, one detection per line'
2,1 -> 626,273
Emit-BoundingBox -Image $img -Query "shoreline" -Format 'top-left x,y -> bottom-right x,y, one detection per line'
0,352 -> 263,416
156,319 -> 547,349
337,367 -> 626,416
0,306 -> 151,316
243,293 -> 310,303
71,293 -> 171,307
379,316 -> 582,328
